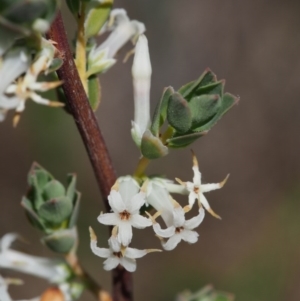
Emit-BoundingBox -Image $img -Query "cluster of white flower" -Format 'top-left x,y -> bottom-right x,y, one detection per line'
90,33 -> 229,272
0,38 -> 63,126
90,153 -> 228,272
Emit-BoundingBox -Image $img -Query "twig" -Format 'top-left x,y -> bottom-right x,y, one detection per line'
47,12 -> 133,301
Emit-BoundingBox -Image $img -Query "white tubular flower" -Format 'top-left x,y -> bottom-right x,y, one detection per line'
89,227 -> 160,272
4,40 -> 63,126
176,152 -> 229,219
149,201 -> 205,251
146,178 -> 175,227
88,9 -> 145,76
98,177 -> 152,246
0,234 -> 70,283
131,34 -> 152,147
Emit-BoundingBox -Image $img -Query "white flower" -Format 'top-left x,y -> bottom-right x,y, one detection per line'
175,152 -> 229,219
98,177 -> 152,246
87,9 -> 145,76
89,227 -> 160,272
131,34 -> 152,147
3,39 -> 63,126
148,201 -> 205,251
0,233 -> 70,283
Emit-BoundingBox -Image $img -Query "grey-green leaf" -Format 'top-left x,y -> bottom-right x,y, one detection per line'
88,75 -> 101,111
167,92 -> 192,134
151,86 -> 174,136
189,94 -> 221,128
42,180 -> 66,200
141,130 -> 168,160
38,196 -> 72,225
167,131 -> 208,148
42,228 -> 77,254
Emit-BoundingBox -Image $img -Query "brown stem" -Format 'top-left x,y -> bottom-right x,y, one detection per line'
47,12 -> 133,301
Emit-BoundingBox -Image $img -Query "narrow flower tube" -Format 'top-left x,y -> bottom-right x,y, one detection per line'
0,234 -> 70,283
131,34 -> 152,146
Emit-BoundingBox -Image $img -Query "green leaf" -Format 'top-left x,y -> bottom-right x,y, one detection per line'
66,0 -> 80,16
167,92 -> 192,134
84,1 -> 113,39
66,174 -> 77,201
47,57 -> 63,73
167,131 -> 207,148
21,197 -> 46,231
38,196 -> 73,225
178,69 -> 216,99
193,92 -> 239,132
195,80 -> 224,97
88,75 -> 101,111
141,130 -> 168,159
189,94 -> 221,128
42,180 -> 66,200
151,86 -> 174,136
42,228 -> 77,254
68,192 -> 81,228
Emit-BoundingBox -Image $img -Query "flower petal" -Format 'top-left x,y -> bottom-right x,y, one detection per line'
0,233 -> 18,251
98,213 -> 120,226
153,223 -> 175,238
201,183 -> 221,193
108,236 -> 121,253
130,214 -> 151,229
118,221 -> 132,246
90,241 -> 111,258
127,193 -> 145,214
120,257 -> 136,272
172,207 -> 185,227
108,190 -> 126,212
162,234 -> 182,251
103,257 -> 120,271
198,193 -> 211,211
184,208 -> 205,230
188,191 -> 197,208
192,165 -> 201,185
180,229 -> 199,244
125,247 -> 147,259
118,176 -> 140,205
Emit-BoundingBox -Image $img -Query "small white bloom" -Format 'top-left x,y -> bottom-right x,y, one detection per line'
89,227 -> 160,272
98,177 -> 152,246
176,152 -> 229,219
0,233 -> 70,283
87,9 -> 145,76
149,201 -> 205,251
131,34 -> 152,147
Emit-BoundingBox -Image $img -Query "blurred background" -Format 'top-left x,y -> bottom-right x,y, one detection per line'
1,0 -> 300,300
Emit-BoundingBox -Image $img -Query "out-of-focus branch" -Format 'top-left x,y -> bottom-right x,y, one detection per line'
47,12 -> 133,301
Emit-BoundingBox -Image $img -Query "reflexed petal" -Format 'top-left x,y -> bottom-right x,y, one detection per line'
120,257 -> 136,272
0,233 -> 18,251
184,208 -> 205,230
201,183 -> 221,193
108,190 -> 126,212
118,176 -> 140,205
90,241 -> 111,258
180,230 -> 199,244
103,257 -> 120,271
130,214 -> 151,229
153,223 -> 175,238
192,165 -> 201,185
108,236 -> 121,253
98,213 -> 120,225
118,222 -> 132,246
172,207 -> 185,227
162,234 -> 182,251
128,193 -> 145,214
125,248 -> 147,259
